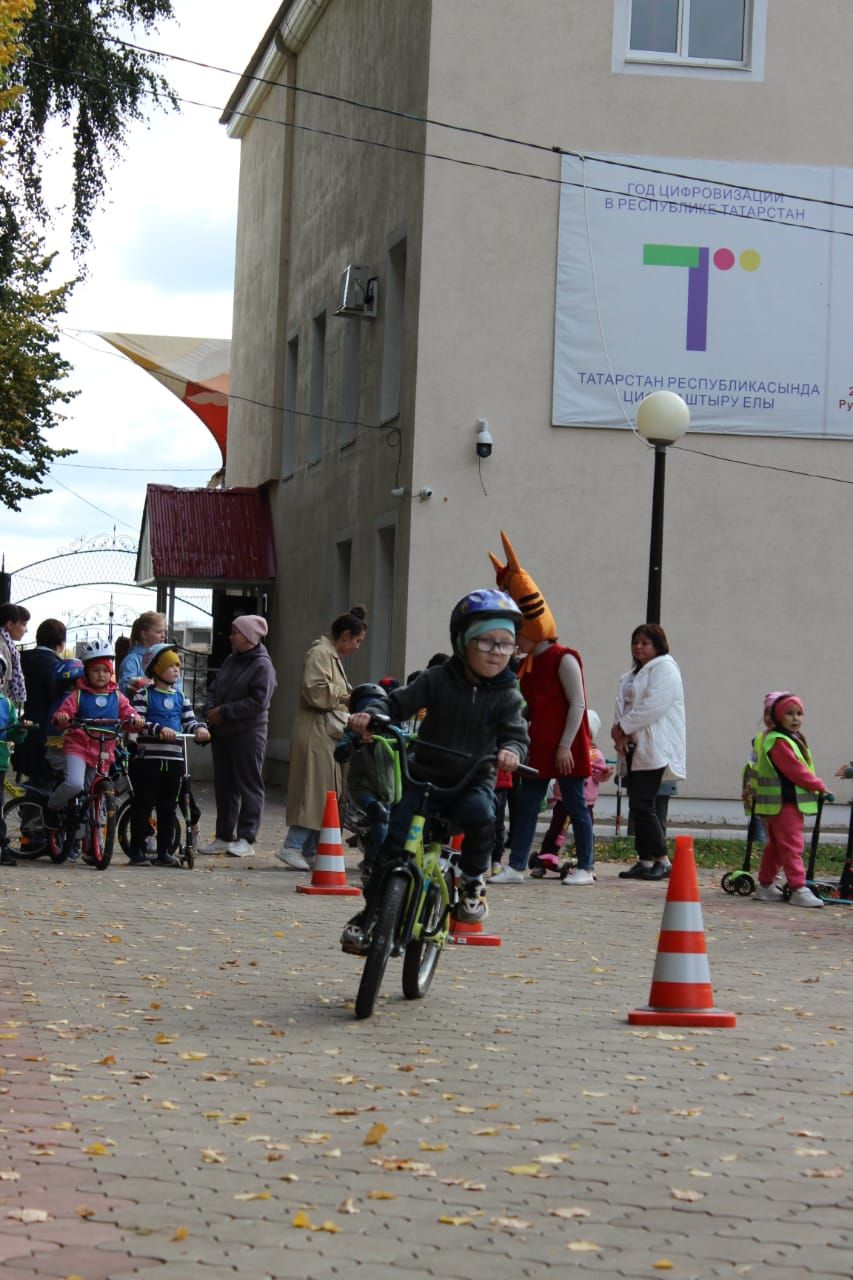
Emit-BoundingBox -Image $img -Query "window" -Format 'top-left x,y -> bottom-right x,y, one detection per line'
334,537 -> 352,616
339,319 -> 360,448
308,311 -> 326,465
380,237 -> 406,423
282,334 -> 298,477
370,521 -> 396,677
614,0 -> 766,79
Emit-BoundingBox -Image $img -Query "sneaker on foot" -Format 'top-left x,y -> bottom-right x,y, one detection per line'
227,839 -> 254,857
198,837 -> 232,855
487,865 -> 525,884
755,882 -> 785,902
340,912 -> 369,955
155,852 -> 181,867
275,846 -> 310,870
455,877 -> 488,924
126,851 -> 151,866
618,861 -> 653,879
562,867 -> 595,885
789,885 -> 824,908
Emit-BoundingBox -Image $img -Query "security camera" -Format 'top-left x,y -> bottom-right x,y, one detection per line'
418,486 -> 433,500
475,418 -> 493,459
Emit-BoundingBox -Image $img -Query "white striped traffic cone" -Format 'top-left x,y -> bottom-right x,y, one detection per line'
297,791 -> 361,897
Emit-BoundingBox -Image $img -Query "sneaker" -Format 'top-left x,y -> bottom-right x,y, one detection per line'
789,886 -> 824,909
126,851 -> 151,866
198,838 -> 233,855
226,839 -> 254,858
562,867 -> 595,885
455,877 -> 488,924
340,912 -> 369,955
642,861 -> 670,881
618,861 -> 653,879
487,865 -> 525,884
755,882 -> 785,902
275,846 -> 310,870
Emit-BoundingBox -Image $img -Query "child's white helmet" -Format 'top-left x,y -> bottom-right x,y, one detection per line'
77,637 -> 115,663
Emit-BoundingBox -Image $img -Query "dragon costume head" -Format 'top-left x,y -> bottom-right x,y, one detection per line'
488,530 -> 557,646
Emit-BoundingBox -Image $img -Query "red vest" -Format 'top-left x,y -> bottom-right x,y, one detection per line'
520,643 -> 591,779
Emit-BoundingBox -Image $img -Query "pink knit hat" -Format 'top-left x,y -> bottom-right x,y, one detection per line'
763,690 -> 790,712
771,693 -> 803,721
232,615 -> 268,646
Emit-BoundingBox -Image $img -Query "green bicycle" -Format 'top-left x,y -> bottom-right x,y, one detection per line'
350,719 -> 534,1019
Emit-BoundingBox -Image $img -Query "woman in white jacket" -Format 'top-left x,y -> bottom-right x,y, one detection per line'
611,623 -> 686,882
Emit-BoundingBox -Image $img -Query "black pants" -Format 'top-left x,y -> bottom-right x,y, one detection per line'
626,761 -> 667,861
130,758 -> 182,858
385,779 -> 496,880
211,730 -> 266,843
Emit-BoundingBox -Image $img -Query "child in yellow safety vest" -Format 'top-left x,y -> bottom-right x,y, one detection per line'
752,693 -> 828,908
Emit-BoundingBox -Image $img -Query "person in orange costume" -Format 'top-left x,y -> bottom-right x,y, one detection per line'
486,531 -> 594,887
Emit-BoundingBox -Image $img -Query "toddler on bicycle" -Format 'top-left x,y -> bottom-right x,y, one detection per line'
343,589 -> 529,950
129,644 -> 210,867
47,639 -> 142,826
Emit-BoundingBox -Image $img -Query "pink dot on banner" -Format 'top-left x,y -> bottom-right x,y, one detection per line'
713,248 -> 735,270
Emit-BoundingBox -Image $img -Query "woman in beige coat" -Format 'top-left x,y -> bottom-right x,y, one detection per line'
276,606 -> 367,869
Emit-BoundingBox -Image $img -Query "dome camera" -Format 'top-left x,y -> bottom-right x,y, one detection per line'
475,418 -> 493,459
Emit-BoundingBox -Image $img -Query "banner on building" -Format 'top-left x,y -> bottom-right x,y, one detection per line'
552,153 -> 853,438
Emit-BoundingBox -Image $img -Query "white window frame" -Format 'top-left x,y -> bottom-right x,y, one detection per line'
612,0 -> 767,81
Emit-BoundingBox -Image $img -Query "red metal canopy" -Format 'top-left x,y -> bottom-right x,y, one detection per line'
136,485 -> 277,587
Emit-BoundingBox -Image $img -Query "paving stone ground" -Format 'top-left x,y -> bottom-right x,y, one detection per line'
0,786 -> 850,1279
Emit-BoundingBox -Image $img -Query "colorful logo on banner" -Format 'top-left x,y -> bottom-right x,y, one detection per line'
643,244 -> 761,352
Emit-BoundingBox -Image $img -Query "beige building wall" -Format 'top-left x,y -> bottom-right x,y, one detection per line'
226,0 -> 851,796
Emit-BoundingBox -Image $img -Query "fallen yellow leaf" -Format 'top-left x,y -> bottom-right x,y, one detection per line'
567,1241 -> 601,1252
75,1205 -> 95,1218
154,1033 -> 177,1044
653,1262 -> 674,1271
438,1215 -> 476,1226
7,1208 -> 50,1223
367,1190 -> 396,1200
180,1052 -> 208,1061
670,1188 -> 703,1202
84,1143 -> 111,1157
363,1123 -> 388,1147
234,1191 -> 271,1201
172,1226 -> 189,1241
505,1164 -> 545,1176
419,1141 -> 447,1152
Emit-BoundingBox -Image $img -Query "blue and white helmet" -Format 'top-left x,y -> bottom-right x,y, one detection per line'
77,638 -> 115,664
449,589 -> 523,658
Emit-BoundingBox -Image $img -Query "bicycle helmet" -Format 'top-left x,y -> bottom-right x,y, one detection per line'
349,683 -> 388,714
77,638 -> 115,664
144,642 -> 180,676
449,588 -> 523,658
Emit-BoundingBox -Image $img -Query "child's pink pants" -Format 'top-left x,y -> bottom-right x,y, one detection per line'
758,803 -> 806,890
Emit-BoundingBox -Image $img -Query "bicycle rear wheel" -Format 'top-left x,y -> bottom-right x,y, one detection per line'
402,875 -> 448,1000
355,872 -> 407,1020
3,798 -> 49,860
117,801 -> 180,859
89,785 -> 116,870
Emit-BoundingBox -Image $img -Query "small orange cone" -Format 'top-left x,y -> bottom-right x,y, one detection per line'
297,791 -> 361,897
628,836 -> 735,1027
446,834 -> 502,946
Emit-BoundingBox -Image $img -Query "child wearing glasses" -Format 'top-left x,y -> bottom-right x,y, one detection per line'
343,589 -> 528,950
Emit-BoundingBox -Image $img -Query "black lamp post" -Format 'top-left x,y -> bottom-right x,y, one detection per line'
635,391 -> 690,625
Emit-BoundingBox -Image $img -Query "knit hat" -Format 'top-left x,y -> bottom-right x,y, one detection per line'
150,648 -> 180,678
463,616 -> 517,648
232,615 -> 268,646
771,694 -> 803,722
763,690 -> 791,712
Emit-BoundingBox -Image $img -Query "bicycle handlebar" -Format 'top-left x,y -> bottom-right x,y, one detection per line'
367,715 -> 538,798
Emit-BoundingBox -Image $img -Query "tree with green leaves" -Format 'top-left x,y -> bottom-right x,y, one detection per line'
0,0 -> 175,509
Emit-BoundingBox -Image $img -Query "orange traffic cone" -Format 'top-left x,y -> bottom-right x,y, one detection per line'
446,834 -> 502,947
297,792 -> 361,897
628,835 -> 735,1027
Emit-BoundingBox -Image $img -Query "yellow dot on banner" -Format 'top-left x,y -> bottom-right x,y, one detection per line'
740,249 -> 761,272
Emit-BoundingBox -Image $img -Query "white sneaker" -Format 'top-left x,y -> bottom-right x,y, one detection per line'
789,886 -> 824,909
562,867 -> 595,885
198,837 -> 232,855
275,846 -> 310,871
227,839 -> 254,858
755,882 -> 785,902
487,866 -> 525,884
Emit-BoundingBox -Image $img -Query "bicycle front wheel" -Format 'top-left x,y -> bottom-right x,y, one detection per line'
3,798 -> 49,860
402,875 -> 448,1001
117,801 -> 180,860
89,785 -> 116,870
355,872 -> 407,1020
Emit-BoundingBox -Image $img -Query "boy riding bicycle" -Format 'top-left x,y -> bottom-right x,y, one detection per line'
342,589 -> 528,952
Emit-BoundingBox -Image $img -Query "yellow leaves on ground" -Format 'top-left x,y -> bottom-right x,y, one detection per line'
567,1240 -> 601,1252
549,1206 -> 590,1219
7,1207 -> 50,1222
153,1033 -> 177,1044
234,1190 -> 271,1201
653,1261 -> 675,1271
83,1142 -> 111,1157
363,1122 -> 388,1146
200,1148 -> 226,1164
418,1140 -> 447,1152
367,1189 -> 396,1200
75,1205 -> 95,1218
292,1210 -> 340,1232
438,1215 -> 478,1227
180,1051 -> 208,1061
670,1187 -> 704,1202
172,1226 -> 189,1241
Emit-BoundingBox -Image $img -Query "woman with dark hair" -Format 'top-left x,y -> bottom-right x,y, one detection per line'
611,623 -> 686,882
277,605 -> 367,870
16,619 -> 67,782
0,604 -> 30,704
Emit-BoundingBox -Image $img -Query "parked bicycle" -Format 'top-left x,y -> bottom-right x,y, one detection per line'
348,718 -> 536,1020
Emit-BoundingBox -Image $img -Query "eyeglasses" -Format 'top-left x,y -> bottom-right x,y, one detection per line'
472,637 -> 516,655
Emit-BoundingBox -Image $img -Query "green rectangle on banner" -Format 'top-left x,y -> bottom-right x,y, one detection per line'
643,244 -> 701,268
